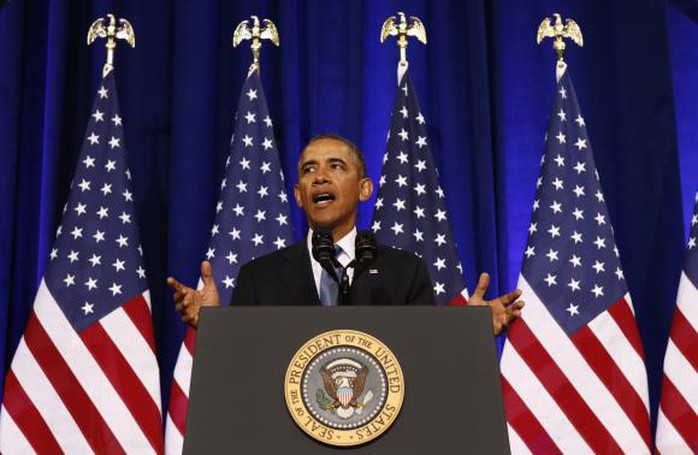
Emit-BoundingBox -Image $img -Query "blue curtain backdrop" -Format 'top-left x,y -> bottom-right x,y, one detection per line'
1,0 -> 696,434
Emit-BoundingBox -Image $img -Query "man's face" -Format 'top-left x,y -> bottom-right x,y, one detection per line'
294,138 -> 373,240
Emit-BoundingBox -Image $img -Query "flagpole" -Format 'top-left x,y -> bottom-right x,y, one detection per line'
380,12 -> 427,85
87,13 -> 135,78
536,13 -> 583,81
232,16 -> 280,77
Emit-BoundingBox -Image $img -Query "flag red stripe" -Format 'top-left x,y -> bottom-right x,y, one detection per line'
447,293 -> 467,306
501,375 -> 561,454
184,326 -> 196,355
508,320 -> 623,454
23,313 -> 125,454
668,308 -> 698,367
80,322 -> 164,454
167,329 -> 196,441
608,299 -> 645,359
658,375 -> 698,450
571,324 -> 651,448
167,380 -> 188,435
2,370 -> 63,454
121,294 -> 156,355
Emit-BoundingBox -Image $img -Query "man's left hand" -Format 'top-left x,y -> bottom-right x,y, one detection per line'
469,272 -> 524,336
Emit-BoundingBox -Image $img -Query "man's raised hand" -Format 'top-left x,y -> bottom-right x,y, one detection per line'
167,261 -> 221,329
469,272 -> 524,336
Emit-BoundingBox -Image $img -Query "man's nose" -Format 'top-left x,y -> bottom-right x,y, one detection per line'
313,166 -> 331,183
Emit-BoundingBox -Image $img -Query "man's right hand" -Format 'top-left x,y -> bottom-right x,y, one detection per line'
167,261 -> 221,329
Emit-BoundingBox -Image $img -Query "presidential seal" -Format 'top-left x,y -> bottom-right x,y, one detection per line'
284,330 -> 405,447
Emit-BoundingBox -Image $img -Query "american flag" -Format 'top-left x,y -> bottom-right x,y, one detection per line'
0,73 -> 163,453
499,68 -> 651,453
371,71 -> 468,305
655,191 -> 698,453
164,71 -> 293,454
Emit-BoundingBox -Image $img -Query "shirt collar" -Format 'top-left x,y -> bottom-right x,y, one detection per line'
306,227 -> 357,262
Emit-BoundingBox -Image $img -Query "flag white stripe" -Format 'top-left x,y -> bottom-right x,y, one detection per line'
506,424 -> 533,455
101,304 -> 162,407
165,338 -> 193,450
164,412 -> 184,455
655,407 -> 693,454
663,339 -> 698,415
0,406 -> 37,455
677,273 -> 698,330
8,339 -> 93,454
143,289 -> 153,311
501,339 -> 591,454
166,277 -> 202,419
587,305 -> 650,408
514,277 -> 648,453
166,310 -> 195,452
172,342 -> 194,397
34,280 -> 154,454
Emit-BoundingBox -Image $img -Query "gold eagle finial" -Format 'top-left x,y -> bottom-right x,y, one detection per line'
233,16 -> 280,76
380,12 -> 427,83
87,14 -> 135,78
537,13 -> 583,63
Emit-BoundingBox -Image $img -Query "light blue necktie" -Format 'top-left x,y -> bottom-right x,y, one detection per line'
319,245 -> 344,306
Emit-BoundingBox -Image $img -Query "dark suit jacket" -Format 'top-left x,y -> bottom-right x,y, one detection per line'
230,241 -> 435,306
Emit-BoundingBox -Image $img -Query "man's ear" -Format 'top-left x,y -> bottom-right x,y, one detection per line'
293,184 -> 303,208
359,178 -> 374,202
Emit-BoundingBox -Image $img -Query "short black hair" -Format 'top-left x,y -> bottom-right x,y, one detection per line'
304,133 -> 367,178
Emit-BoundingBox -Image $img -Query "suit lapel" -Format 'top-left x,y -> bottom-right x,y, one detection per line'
281,241 -> 321,305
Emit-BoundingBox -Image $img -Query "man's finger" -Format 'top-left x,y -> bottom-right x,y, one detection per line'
472,273 -> 490,300
507,309 -> 522,324
498,289 -> 523,306
184,308 -> 200,328
167,277 -> 185,293
506,302 -> 524,322
200,261 -> 215,287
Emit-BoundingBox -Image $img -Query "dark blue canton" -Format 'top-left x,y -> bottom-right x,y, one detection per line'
372,71 -> 466,305
206,72 -> 293,305
684,192 -> 698,287
46,73 -> 147,332
522,71 -> 627,335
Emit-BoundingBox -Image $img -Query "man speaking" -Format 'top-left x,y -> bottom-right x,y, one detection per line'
167,134 -> 523,335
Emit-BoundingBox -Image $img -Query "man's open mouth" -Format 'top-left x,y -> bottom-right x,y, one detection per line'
313,193 -> 336,206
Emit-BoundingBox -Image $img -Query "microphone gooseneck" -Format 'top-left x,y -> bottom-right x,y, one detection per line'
355,231 -> 377,270
311,228 -> 339,281
348,231 -> 377,280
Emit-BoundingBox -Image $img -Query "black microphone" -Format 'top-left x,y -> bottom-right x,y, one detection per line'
311,228 -> 339,281
355,231 -> 377,270
344,231 -> 377,287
